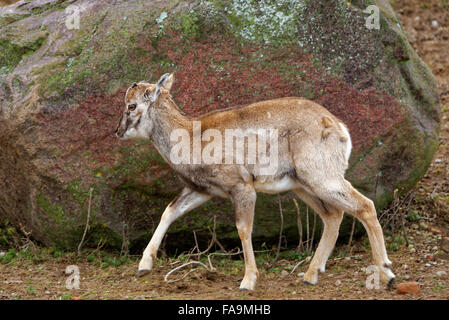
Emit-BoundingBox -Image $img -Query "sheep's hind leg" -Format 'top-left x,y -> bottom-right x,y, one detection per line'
292,189 -> 343,285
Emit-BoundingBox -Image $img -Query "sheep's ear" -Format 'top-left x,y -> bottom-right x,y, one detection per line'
163,73 -> 174,91
151,73 -> 169,102
156,73 -> 170,88
144,88 -> 151,100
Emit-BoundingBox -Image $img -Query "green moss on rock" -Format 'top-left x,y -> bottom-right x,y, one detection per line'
0,37 -> 46,81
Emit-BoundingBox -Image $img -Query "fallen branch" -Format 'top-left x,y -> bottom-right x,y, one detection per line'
207,248 -> 243,271
347,217 -> 356,253
78,187 -> 93,255
306,206 -> 310,254
271,194 -> 284,265
290,256 -> 311,274
186,216 -> 222,259
120,221 -> 129,257
18,223 -> 35,252
309,209 -> 317,254
164,261 -> 209,283
293,199 -> 303,253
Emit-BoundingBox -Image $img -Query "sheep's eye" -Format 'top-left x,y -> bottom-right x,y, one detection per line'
128,104 -> 137,111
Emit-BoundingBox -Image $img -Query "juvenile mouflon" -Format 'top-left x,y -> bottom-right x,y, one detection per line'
115,73 -> 395,290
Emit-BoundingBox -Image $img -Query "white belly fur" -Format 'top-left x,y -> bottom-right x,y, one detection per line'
254,176 -> 299,194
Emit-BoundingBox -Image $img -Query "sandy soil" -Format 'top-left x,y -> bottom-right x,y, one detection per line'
0,0 -> 448,300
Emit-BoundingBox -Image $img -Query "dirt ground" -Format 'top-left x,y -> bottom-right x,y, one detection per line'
1,0 -> 448,300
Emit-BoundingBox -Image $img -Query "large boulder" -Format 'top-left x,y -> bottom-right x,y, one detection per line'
0,0 -> 440,250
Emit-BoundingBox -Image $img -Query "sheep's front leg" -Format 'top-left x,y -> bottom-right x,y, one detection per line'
232,185 -> 258,290
138,188 -> 212,276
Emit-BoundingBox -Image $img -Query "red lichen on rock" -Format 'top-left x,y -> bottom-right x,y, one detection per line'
35,29 -> 405,185
36,90 -> 133,183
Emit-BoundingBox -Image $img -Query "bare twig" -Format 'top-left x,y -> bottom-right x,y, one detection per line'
208,216 -> 228,253
309,210 -> 317,254
213,237 -> 228,254
78,187 -> 93,255
120,221 -> 129,257
400,192 -> 413,247
90,238 -> 106,256
333,255 -> 362,261
290,256 -> 311,274
169,260 -> 181,266
347,217 -> 356,253
379,189 -> 413,240
430,181 -> 443,199
271,194 -> 284,265
160,234 -> 168,259
18,223 -> 35,251
164,261 -> 209,283
293,199 -> 303,253
186,216 -> 222,259
207,248 -> 243,271
193,230 -> 201,254
305,206 -> 310,254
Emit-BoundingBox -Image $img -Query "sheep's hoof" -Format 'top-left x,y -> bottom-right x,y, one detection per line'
137,269 -> 151,277
387,277 -> 395,289
303,281 -> 313,286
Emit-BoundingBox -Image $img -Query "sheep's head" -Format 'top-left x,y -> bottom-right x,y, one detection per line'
115,73 -> 174,140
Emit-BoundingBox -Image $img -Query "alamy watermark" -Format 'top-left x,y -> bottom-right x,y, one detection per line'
365,265 -> 380,290
169,121 -> 279,175
363,5 -> 380,30
65,265 -> 80,290
65,4 -> 81,30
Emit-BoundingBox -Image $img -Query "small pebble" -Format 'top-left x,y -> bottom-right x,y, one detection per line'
335,280 -> 341,286
425,263 -> 431,267
434,158 -> 442,163
436,271 -> 447,277
297,272 -> 304,277
420,222 -> 429,230
441,238 -> 449,253
281,270 -> 289,276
